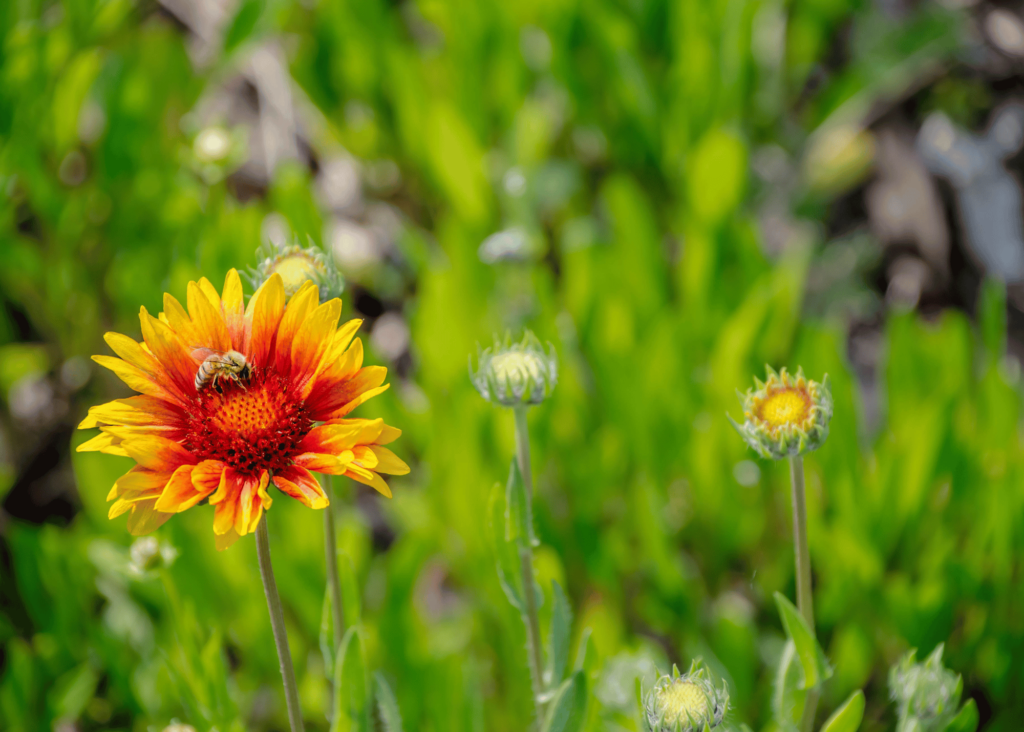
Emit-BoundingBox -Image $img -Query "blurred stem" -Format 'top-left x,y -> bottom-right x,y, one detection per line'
256,514 -> 306,732
324,475 -> 345,649
513,405 -> 536,540
790,455 -> 819,732
513,404 -> 547,726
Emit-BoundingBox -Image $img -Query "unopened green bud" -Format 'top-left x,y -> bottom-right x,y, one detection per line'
469,330 -> 557,407
129,536 -> 177,575
644,660 -> 729,732
248,236 -> 345,301
728,366 -> 833,460
889,644 -> 962,732
188,125 -> 247,183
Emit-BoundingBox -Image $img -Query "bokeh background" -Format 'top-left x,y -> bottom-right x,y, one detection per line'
2,0 -> 1024,730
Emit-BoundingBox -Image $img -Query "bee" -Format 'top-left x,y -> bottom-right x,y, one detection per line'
192,348 -> 252,394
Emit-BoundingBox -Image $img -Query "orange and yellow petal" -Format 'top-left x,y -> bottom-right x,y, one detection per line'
273,465 -> 329,509
368,446 -> 410,475
247,273 -> 286,369
125,498 -> 174,536
273,282 -> 320,375
119,435 -> 195,473
345,469 -> 393,499
79,395 -> 185,430
290,298 -> 343,389
187,280 -> 231,352
155,464 -> 209,513
308,363 -> 388,421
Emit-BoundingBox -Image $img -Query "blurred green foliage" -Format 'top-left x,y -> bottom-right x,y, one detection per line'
0,0 -> 1020,731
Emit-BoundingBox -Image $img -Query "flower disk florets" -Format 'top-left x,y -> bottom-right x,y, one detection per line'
644,661 -> 729,732
889,644 -> 963,732
729,366 -> 833,460
248,237 -> 345,301
470,331 -> 557,407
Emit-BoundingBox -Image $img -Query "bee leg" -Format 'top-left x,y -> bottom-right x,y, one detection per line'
214,377 -> 224,395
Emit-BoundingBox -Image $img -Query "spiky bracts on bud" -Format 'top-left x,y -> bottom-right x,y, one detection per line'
643,660 -> 729,732
889,644 -> 963,732
469,331 -> 558,407
728,366 -> 833,460
248,237 -> 345,301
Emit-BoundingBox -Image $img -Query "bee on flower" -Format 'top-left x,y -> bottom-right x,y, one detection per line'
77,270 -> 408,550
729,366 -> 833,460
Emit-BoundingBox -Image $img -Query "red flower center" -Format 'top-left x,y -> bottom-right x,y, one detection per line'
183,371 -> 312,476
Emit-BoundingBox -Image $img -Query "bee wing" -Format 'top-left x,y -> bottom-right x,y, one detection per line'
191,347 -> 226,362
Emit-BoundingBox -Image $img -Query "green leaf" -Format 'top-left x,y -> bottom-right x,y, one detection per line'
48,663 -> 99,722
943,700 -> 979,732
506,458 -> 532,546
223,0 -> 263,54
488,482 -> 524,611
541,670 -> 587,732
331,626 -> 371,732
548,580 -> 572,686
772,639 -> 806,732
573,627 -> 595,674
340,552 -> 362,625
819,690 -> 865,732
978,278 -> 1007,359
320,588 -> 335,677
374,672 -> 403,732
687,128 -> 747,223
774,592 -> 833,689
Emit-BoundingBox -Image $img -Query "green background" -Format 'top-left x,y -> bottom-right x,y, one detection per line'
0,0 -> 1019,730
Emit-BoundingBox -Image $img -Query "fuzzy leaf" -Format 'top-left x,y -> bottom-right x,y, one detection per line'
819,690 -> 865,732
541,670 -> 587,732
331,626 -> 371,732
774,592 -> 833,689
374,672 -> 403,732
506,458 -> 532,545
488,482 -> 524,611
944,700 -> 979,732
548,580 -> 572,685
772,639 -> 806,732
574,627 -> 595,674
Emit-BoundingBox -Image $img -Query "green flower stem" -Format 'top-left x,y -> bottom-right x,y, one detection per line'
513,404 -> 547,726
256,514 -> 306,732
513,405 -> 536,540
790,455 -> 819,732
324,476 -> 346,650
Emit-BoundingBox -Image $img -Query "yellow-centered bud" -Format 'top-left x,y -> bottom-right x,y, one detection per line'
470,331 -> 557,407
249,237 -> 345,301
729,366 -> 833,460
643,660 -> 729,732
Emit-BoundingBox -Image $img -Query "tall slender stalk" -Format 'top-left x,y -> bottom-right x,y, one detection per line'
256,514 -> 305,732
513,404 -> 547,727
790,455 -> 819,732
324,475 -> 345,650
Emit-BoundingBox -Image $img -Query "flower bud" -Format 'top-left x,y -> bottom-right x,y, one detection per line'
469,331 -> 557,407
729,366 -> 833,460
188,125 -> 247,184
249,237 -> 345,301
643,661 -> 729,732
129,536 -> 177,575
889,644 -> 962,732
